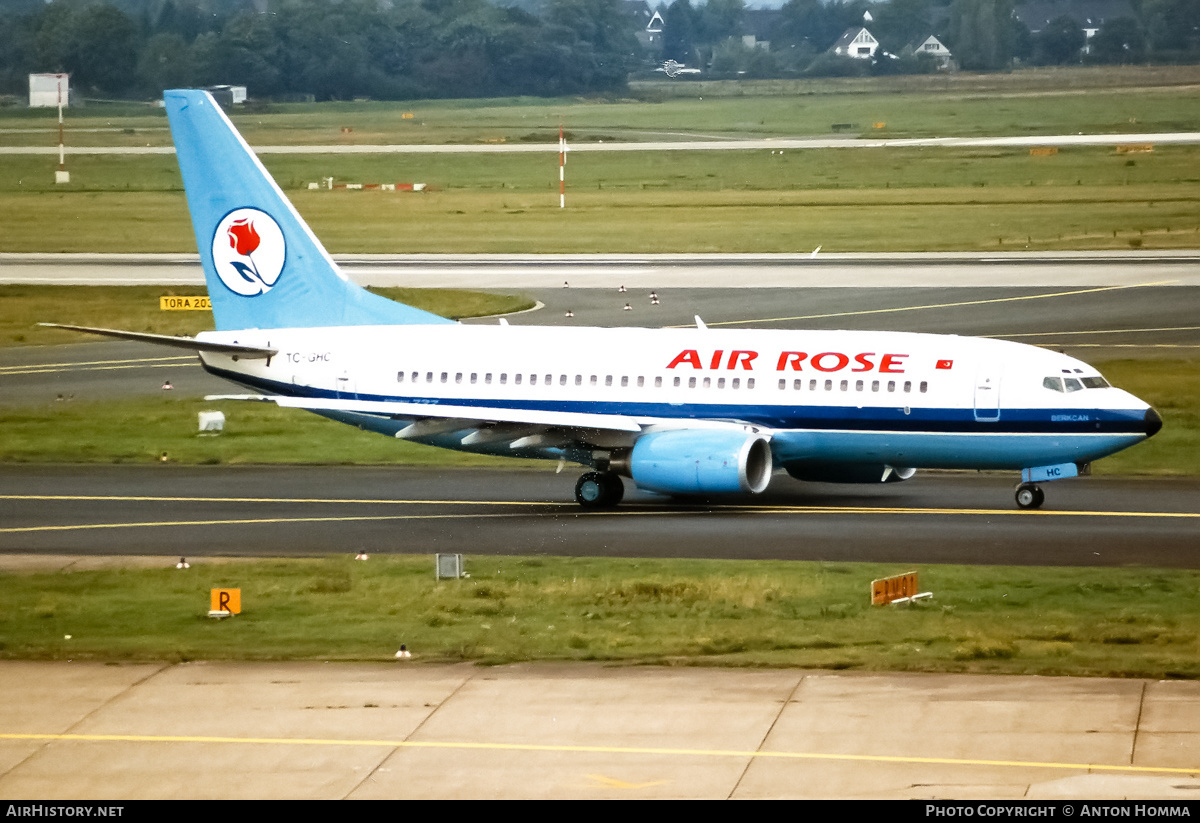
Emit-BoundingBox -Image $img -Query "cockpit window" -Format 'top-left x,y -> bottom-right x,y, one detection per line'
1081,376 -> 1110,389
1043,377 -> 1064,392
1064,378 -> 1083,392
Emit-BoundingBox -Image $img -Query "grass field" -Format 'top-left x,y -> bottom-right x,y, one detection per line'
1,65 -> 1199,254
3,66 -> 1200,147
3,555 -> 1199,678
3,150 -> 1199,253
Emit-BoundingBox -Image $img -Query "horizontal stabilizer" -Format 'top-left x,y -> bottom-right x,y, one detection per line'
39,323 -> 277,358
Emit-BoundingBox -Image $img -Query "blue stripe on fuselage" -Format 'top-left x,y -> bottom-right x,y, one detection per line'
203,363 -> 1147,468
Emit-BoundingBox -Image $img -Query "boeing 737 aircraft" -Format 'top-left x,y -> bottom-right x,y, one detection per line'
48,90 -> 1162,510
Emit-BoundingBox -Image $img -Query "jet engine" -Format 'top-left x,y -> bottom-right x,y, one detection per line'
786,463 -> 917,484
625,430 -> 773,495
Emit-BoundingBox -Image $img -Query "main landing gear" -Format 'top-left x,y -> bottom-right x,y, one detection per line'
575,471 -> 624,508
1014,482 -> 1045,510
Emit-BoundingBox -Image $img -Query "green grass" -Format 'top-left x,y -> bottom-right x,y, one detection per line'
1094,360 -> 1200,476
0,396 -> 528,466
3,555 -> 1199,678
3,66 -> 1199,147
0,285 -> 534,347
3,66 -> 1200,254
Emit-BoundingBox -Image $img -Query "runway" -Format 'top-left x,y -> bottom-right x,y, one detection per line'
2,465 -> 1198,566
3,659 -> 1199,800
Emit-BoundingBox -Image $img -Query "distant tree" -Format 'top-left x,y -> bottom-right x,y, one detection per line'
1089,17 -> 1147,64
1143,0 -> 1200,58
870,0 -> 934,54
945,0 -> 1027,71
697,0 -> 744,45
33,2 -> 143,95
662,0 -> 697,64
1032,15 -> 1085,65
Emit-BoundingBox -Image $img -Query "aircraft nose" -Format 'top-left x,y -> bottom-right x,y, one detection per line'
1145,407 -> 1163,437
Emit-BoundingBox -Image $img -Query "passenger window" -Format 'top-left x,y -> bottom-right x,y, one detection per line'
673,377 -> 681,387
440,372 -> 448,383
888,381 -> 895,392
637,376 -> 645,387
920,381 -> 928,393
703,377 -> 711,389
621,376 -> 629,387
778,379 -> 786,390
455,373 -> 462,384
688,377 -> 697,388
485,373 -> 492,384
605,375 -> 613,387
904,381 -> 911,393
514,374 -> 522,385
840,380 -> 848,391
471,373 -> 477,384
560,375 -> 567,386
871,380 -> 879,392
794,379 -> 802,390
810,379 -> 817,391
655,376 -> 662,388
426,372 -> 434,383
397,372 -> 405,383
824,379 -> 832,391
747,378 -> 755,389
529,374 -> 536,385
575,375 -> 582,386
1043,377 -> 1064,392
856,380 -> 863,392
500,374 -> 507,385
732,378 -> 741,389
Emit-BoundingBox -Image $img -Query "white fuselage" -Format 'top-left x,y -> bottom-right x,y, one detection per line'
197,324 -> 1153,473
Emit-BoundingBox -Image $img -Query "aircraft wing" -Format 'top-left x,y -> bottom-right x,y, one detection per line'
205,394 -> 772,444
269,396 -> 644,433
38,324 -> 277,359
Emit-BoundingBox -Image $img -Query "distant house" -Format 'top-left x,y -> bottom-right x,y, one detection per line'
833,27 -> 879,59
910,34 -> 953,68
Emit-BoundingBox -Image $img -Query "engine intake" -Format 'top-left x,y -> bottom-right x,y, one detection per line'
629,430 -> 773,495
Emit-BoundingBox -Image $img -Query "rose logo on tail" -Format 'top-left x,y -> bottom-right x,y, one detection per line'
211,208 -> 286,296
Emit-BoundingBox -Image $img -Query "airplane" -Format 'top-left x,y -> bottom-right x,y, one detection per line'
45,89 -> 1162,511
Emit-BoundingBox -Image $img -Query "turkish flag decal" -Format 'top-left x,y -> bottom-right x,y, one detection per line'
936,359 -> 954,370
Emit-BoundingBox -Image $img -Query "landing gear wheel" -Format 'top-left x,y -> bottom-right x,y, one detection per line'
1015,482 -> 1045,510
575,471 -> 624,508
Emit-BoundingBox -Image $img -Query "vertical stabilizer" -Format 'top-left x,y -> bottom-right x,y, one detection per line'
164,89 -> 452,330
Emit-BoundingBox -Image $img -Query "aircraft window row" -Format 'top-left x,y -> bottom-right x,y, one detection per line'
396,372 -> 761,389
776,377 -> 928,394
1043,376 -> 1110,393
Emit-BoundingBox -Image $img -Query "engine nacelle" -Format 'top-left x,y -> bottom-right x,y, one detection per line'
786,463 -> 917,484
629,430 -> 773,495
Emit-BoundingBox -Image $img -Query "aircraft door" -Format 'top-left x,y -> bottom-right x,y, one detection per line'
336,369 -> 357,400
974,366 -> 1001,422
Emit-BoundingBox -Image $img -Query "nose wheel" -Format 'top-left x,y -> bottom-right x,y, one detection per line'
575,471 -> 624,508
1015,482 -> 1044,510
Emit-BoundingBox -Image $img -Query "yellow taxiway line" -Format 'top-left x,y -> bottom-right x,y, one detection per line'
1,731 -> 1196,776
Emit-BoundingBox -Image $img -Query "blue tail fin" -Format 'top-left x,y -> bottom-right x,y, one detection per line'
164,89 -> 452,331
